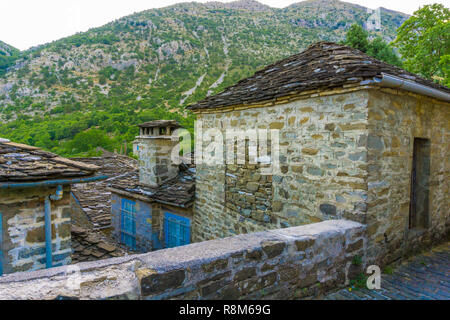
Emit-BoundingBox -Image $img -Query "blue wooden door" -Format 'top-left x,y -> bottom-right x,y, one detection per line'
0,213 -> 3,276
120,199 -> 136,250
164,212 -> 191,248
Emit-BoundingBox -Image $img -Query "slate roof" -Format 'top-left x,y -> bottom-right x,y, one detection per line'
71,225 -> 127,263
109,163 -> 196,208
138,120 -> 181,128
71,151 -> 138,230
187,42 -> 450,111
0,139 -> 99,183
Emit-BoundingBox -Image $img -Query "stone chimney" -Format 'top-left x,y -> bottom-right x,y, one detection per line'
133,120 -> 182,187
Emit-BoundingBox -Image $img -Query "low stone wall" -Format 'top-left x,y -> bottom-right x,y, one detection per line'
0,220 -> 365,300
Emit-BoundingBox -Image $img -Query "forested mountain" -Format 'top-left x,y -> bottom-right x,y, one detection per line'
0,41 -> 20,76
0,0 -> 408,156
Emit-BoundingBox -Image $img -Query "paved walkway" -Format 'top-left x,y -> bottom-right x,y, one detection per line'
324,242 -> 450,300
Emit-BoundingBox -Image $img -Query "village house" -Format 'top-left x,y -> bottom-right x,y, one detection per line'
187,42 -> 450,266
69,151 -> 137,263
0,138 -> 104,275
106,120 -> 195,252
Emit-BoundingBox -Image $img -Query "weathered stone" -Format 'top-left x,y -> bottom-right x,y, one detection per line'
246,249 -> 263,260
140,269 -> 185,296
302,148 -> 319,155
202,258 -> 229,273
234,267 -> 257,281
272,201 -> 283,212
295,238 -> 315,251
319,204 -> 337,216
97,242 -> 117,252
246,182 -> 259,192
367,134 -> 384,150
261,241 -> 286,258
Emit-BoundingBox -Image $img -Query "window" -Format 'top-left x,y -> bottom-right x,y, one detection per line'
409,138 -> 431,229
163,212 -> 191,248
0,213 -> 3,276
120,199 -> 136,250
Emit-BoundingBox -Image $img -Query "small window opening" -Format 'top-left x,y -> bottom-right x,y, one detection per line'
409,138 -> 431,229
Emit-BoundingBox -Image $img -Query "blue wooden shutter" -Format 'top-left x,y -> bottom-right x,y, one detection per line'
120,199 -> 136,250
164,212 -> 191,248
0,213 -> 3,276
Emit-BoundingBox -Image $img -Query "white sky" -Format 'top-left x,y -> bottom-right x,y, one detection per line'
0,0 -> 447,50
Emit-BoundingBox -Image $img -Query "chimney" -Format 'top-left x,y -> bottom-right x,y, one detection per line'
133,120 -> 182,187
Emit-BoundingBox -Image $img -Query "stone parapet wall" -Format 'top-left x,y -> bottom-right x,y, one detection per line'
0,220 -> 365,300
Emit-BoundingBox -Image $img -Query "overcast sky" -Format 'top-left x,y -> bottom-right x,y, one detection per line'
0,0 -> 447,50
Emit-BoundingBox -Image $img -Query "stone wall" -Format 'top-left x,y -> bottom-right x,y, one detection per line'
135,137 -> 179,187
365,89 -> 450,265
0,186 -> 72,274
0,220 -> 365,300
193,91 -> 369,242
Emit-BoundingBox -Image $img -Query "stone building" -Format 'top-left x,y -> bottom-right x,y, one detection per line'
69,152 -> 138,263
107,121 -> 195,252
187,42 -> 450,266
0,138 -> 103,275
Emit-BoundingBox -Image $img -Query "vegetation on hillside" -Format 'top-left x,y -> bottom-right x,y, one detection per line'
0,41 -> 20,76
0,1 -> 410,156
343,24 -> 402,67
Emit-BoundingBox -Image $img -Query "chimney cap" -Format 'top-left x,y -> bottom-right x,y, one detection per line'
138,120 -> 182,129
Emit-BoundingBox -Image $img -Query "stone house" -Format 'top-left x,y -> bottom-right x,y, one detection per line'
107,121 -> 195,252
0,138 -> 103,275
187,42 -> 450,266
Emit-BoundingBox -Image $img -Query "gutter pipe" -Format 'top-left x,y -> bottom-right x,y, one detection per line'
368,73 -> 450,102
1,176 -> 108,269
44,185 -> 63,268
0,175 -> 108,189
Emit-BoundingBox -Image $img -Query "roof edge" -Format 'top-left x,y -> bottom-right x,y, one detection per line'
0,175 -> 109,189
377,73 -> 450,103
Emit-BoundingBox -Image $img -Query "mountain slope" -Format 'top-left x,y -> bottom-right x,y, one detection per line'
0,41 -> 20,76
0,0 -> 408,156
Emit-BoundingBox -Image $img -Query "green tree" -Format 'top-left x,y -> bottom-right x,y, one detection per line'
343,24 -> 402,67
344,24 -> 369,52
67,129 -> 112,154
393,4 -> 450,83
367,37 -> 402,67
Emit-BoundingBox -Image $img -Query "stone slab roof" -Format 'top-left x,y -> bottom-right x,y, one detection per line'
138,120 -> 181,128
0,139 -> 99,183
71,225 -> 127,264
71,151 -> 138,230
187,42 -> 450,111
109,164 -> 196,208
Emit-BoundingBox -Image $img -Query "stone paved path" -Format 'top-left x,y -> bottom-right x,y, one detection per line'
324,242 -> 450,300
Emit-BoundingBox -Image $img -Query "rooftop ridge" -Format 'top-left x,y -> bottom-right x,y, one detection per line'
187,42 -> 449,111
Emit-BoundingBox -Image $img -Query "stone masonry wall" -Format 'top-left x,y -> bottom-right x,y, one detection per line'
0,220 -> 365,300
193,91 -> 369,242
0,186 -> 72,274
365,89 -> 450,266
135,137 -> 179,187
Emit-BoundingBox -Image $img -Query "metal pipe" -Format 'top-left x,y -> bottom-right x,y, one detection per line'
44,197 -> 52,268
376,73 -> 450,102
0,175 -> 108,190
45,185 -> 64,269
0,213 -> 3,276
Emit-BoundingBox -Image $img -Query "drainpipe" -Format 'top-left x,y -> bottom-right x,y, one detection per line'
44,185 -> 63,269
365,73 -> 450,102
